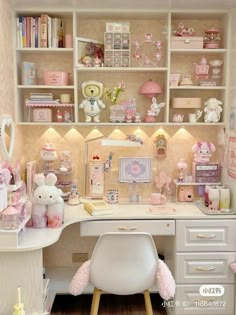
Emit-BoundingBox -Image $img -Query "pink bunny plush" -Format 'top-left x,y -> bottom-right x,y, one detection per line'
31,173 -> 64,228
192,141 -> 216,163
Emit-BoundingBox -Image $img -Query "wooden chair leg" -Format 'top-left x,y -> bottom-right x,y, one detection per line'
143,290 -> 153,315
90,287 -> 102,315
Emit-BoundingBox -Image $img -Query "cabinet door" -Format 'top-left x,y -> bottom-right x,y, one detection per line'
176,220 -> 236,251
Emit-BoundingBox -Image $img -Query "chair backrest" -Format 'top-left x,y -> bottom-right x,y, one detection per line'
89,232 -> 159,295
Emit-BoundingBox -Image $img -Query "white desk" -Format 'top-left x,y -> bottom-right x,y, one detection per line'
0,202 -> 236,315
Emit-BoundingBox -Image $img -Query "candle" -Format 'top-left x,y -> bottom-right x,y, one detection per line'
17,286 -> 21,304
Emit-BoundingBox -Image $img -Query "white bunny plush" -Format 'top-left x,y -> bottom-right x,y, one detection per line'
31,173 -> 64,228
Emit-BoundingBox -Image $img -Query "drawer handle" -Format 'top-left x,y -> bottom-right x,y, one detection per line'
118,226 -> 137,231
196,234 -> 216,239
196,266 -> 216,271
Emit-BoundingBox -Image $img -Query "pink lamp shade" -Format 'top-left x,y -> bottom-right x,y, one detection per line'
139,80 -> 162,98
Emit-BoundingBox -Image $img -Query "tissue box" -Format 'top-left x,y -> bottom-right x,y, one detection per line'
171,36 -> 203,49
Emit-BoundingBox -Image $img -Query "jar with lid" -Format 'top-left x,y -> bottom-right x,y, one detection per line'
1,206 -> 20,230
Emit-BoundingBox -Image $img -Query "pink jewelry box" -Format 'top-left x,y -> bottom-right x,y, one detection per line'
33,108 -> 52,122
171,36 -> 203,49
43,71 -> 69,85
172,97 -> 201,109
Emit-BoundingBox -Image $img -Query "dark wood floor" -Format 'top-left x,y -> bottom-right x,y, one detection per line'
51,293 -> 167,315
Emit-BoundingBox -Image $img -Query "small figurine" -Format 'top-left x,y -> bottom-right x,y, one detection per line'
204,98 -> 223,123
144,97 -> 165,122
174,22 -> 195,36
67,183 -> 80,206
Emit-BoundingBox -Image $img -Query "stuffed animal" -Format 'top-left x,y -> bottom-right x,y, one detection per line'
31,173 -> 64,228
192,141 -> 216,163
79,80 -> 106,122
204,98 -> 223,123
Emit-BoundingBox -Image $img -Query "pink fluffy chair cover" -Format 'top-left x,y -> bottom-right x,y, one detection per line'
156,259 -> 175,300
69,259 -> 175,301
70,260 -> 91,296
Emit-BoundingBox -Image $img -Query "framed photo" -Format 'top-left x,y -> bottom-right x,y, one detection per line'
119,157 -> 152,183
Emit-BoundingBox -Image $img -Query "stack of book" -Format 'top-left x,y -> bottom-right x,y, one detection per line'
84,200 -> 113,216
25,93 -> 59,107
16,14 -> 65,48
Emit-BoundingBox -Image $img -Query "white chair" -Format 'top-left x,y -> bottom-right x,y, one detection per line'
89,232 -> 159,315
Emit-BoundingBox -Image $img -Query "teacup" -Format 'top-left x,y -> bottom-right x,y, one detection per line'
150,193 -> 167,205
188,110 -> 202,123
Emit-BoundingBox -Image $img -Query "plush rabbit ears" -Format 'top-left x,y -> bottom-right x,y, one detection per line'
34,173 -> 57,186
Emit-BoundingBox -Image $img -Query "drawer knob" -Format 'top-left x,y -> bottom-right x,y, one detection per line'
196,266 -> 216,271
196,233 -> 216,239
118,226 -> 137,231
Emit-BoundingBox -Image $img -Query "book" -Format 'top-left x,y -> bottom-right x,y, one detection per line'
40,14 -> 48,48
22,61 -> 37,85
84,200 -> 113,216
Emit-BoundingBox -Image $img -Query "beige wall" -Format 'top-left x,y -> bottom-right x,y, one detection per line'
0,0 -> 23,163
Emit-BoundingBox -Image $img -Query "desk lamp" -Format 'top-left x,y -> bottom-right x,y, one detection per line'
139,79 -> 164,122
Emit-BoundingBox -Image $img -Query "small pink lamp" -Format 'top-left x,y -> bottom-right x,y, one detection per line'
139,79 -> 163,122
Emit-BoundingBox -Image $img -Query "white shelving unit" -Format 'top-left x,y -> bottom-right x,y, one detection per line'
13,9 -> 230,126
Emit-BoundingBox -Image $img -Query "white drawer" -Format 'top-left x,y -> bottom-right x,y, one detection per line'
80,220 -> 175,236
174,284 -> 234,315
175,252 -> 236,284
176,220 -> 236,252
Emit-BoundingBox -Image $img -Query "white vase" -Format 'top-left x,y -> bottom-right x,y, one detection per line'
219,187 -> 230,210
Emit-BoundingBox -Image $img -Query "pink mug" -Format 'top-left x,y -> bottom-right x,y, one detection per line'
150,193 -> 166,205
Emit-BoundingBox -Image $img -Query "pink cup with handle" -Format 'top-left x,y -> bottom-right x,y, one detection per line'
150,193 -> 167,205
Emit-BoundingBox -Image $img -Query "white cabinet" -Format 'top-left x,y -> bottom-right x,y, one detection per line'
13,10 -> 230,126
172,220 -> 236,315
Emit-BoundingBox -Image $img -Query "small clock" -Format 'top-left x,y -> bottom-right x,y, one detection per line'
156,135 -> 167,159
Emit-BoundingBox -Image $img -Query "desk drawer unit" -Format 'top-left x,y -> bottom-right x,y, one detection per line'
175,252 -> 236,284
174,284 -> 234,315
80,220 -> 175,236
176,220 -> 236,252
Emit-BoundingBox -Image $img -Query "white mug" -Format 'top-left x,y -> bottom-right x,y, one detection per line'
188,110 -> 202,123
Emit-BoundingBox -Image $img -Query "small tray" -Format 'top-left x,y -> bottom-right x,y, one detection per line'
195,201 -> 236,215
146,206 -> 176,215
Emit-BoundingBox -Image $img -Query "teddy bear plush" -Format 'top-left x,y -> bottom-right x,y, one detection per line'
31,173 -> 64,228
79,80 -> 106,122
192,141 -> 216,163
204,98 -> 223,123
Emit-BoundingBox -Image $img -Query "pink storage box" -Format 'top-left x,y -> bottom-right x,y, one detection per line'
171,36 -> 203,49
43,71 -> 69,85
172,98 -> 201,109
33,108 -> 52,122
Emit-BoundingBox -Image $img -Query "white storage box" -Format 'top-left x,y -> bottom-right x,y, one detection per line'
33,108 -> 52,122
171,36 -> 203,49
172,98 -> 201,109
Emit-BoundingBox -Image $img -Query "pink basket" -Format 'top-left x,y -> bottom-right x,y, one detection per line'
43,71 -> 69,85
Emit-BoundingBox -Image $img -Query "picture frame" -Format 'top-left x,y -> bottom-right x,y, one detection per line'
119,157 -> 152,183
